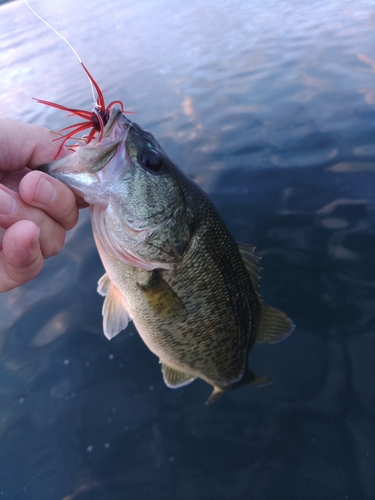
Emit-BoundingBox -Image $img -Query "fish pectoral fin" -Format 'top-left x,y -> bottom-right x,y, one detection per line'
137,270 -> 186,321
97,273 -> 111,296
101,283 -> 130,340
161,362 -> 196,388
256,304 -> 295,344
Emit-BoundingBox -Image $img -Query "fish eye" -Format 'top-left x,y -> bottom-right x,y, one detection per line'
140,149 -> 163,171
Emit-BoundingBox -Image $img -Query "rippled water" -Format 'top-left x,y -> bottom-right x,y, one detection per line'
1,0 -> 375,499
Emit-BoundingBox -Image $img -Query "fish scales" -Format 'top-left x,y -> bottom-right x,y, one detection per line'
97,195 -> 256,386
44,106 -> 293,404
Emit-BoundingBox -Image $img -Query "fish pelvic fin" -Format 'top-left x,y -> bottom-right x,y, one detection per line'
256,304 -> 295,344
161,362 -> 196,388
97,273 -> 130,340
97,272 -> 111,296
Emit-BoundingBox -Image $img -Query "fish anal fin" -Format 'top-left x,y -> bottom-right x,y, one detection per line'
137,270 -> 187,322
101,282 -> 130,340
237,242 -> 262,294
257,304 -> 295,344
161,362 -> 196,388
205,385 -> 226,406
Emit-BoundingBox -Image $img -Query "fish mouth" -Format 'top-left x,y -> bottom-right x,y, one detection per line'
42,107 -> 182,270
48,105 -> 130,174
83,105 -> 130,173
41,105 -> 132,203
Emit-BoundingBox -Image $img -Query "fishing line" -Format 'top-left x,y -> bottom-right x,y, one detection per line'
22,0 -> 98,105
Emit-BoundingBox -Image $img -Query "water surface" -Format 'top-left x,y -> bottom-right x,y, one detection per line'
0,0 -> 375,499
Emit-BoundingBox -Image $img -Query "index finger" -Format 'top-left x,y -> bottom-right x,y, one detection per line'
0,118 -> 67,172
18,170 -> 79,230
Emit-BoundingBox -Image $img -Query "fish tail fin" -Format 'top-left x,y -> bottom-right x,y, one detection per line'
205,371 -> 271,405
246,371 -> 272,387
237,368 -> 272,388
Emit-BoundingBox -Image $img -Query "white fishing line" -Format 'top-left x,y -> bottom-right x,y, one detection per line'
22,0 -> 97,104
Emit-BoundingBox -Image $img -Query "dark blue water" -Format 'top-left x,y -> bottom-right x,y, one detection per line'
1,0 -> 375,499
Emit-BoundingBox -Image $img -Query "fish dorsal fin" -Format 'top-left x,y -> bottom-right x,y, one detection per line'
97,273 -> 130,340
237,242 -> 262,293
161,362 -> 196,388
238,244 -> 294,343
257,304 -> 294,344
136,269 -> 187,322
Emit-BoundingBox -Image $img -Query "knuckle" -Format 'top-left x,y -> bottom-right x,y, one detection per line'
48,232 -> 65,257
40,225 -> 65,258
53,185 -> 79,230
62,207 -> 79,231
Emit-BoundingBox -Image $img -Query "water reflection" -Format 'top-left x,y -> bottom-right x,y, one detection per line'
1,160 -> 373,499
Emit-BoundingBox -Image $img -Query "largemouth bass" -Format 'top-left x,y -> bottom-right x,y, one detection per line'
44,106 -> 293,404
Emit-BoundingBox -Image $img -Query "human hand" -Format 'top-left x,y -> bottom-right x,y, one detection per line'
0,118 -> 85,292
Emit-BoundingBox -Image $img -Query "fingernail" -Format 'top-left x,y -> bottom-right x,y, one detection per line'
34,177 -> 57,205
0,189 -> 17,215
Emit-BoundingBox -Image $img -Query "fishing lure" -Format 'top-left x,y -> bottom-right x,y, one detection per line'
34,63 -> 129,157
23,0 -> 133,157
